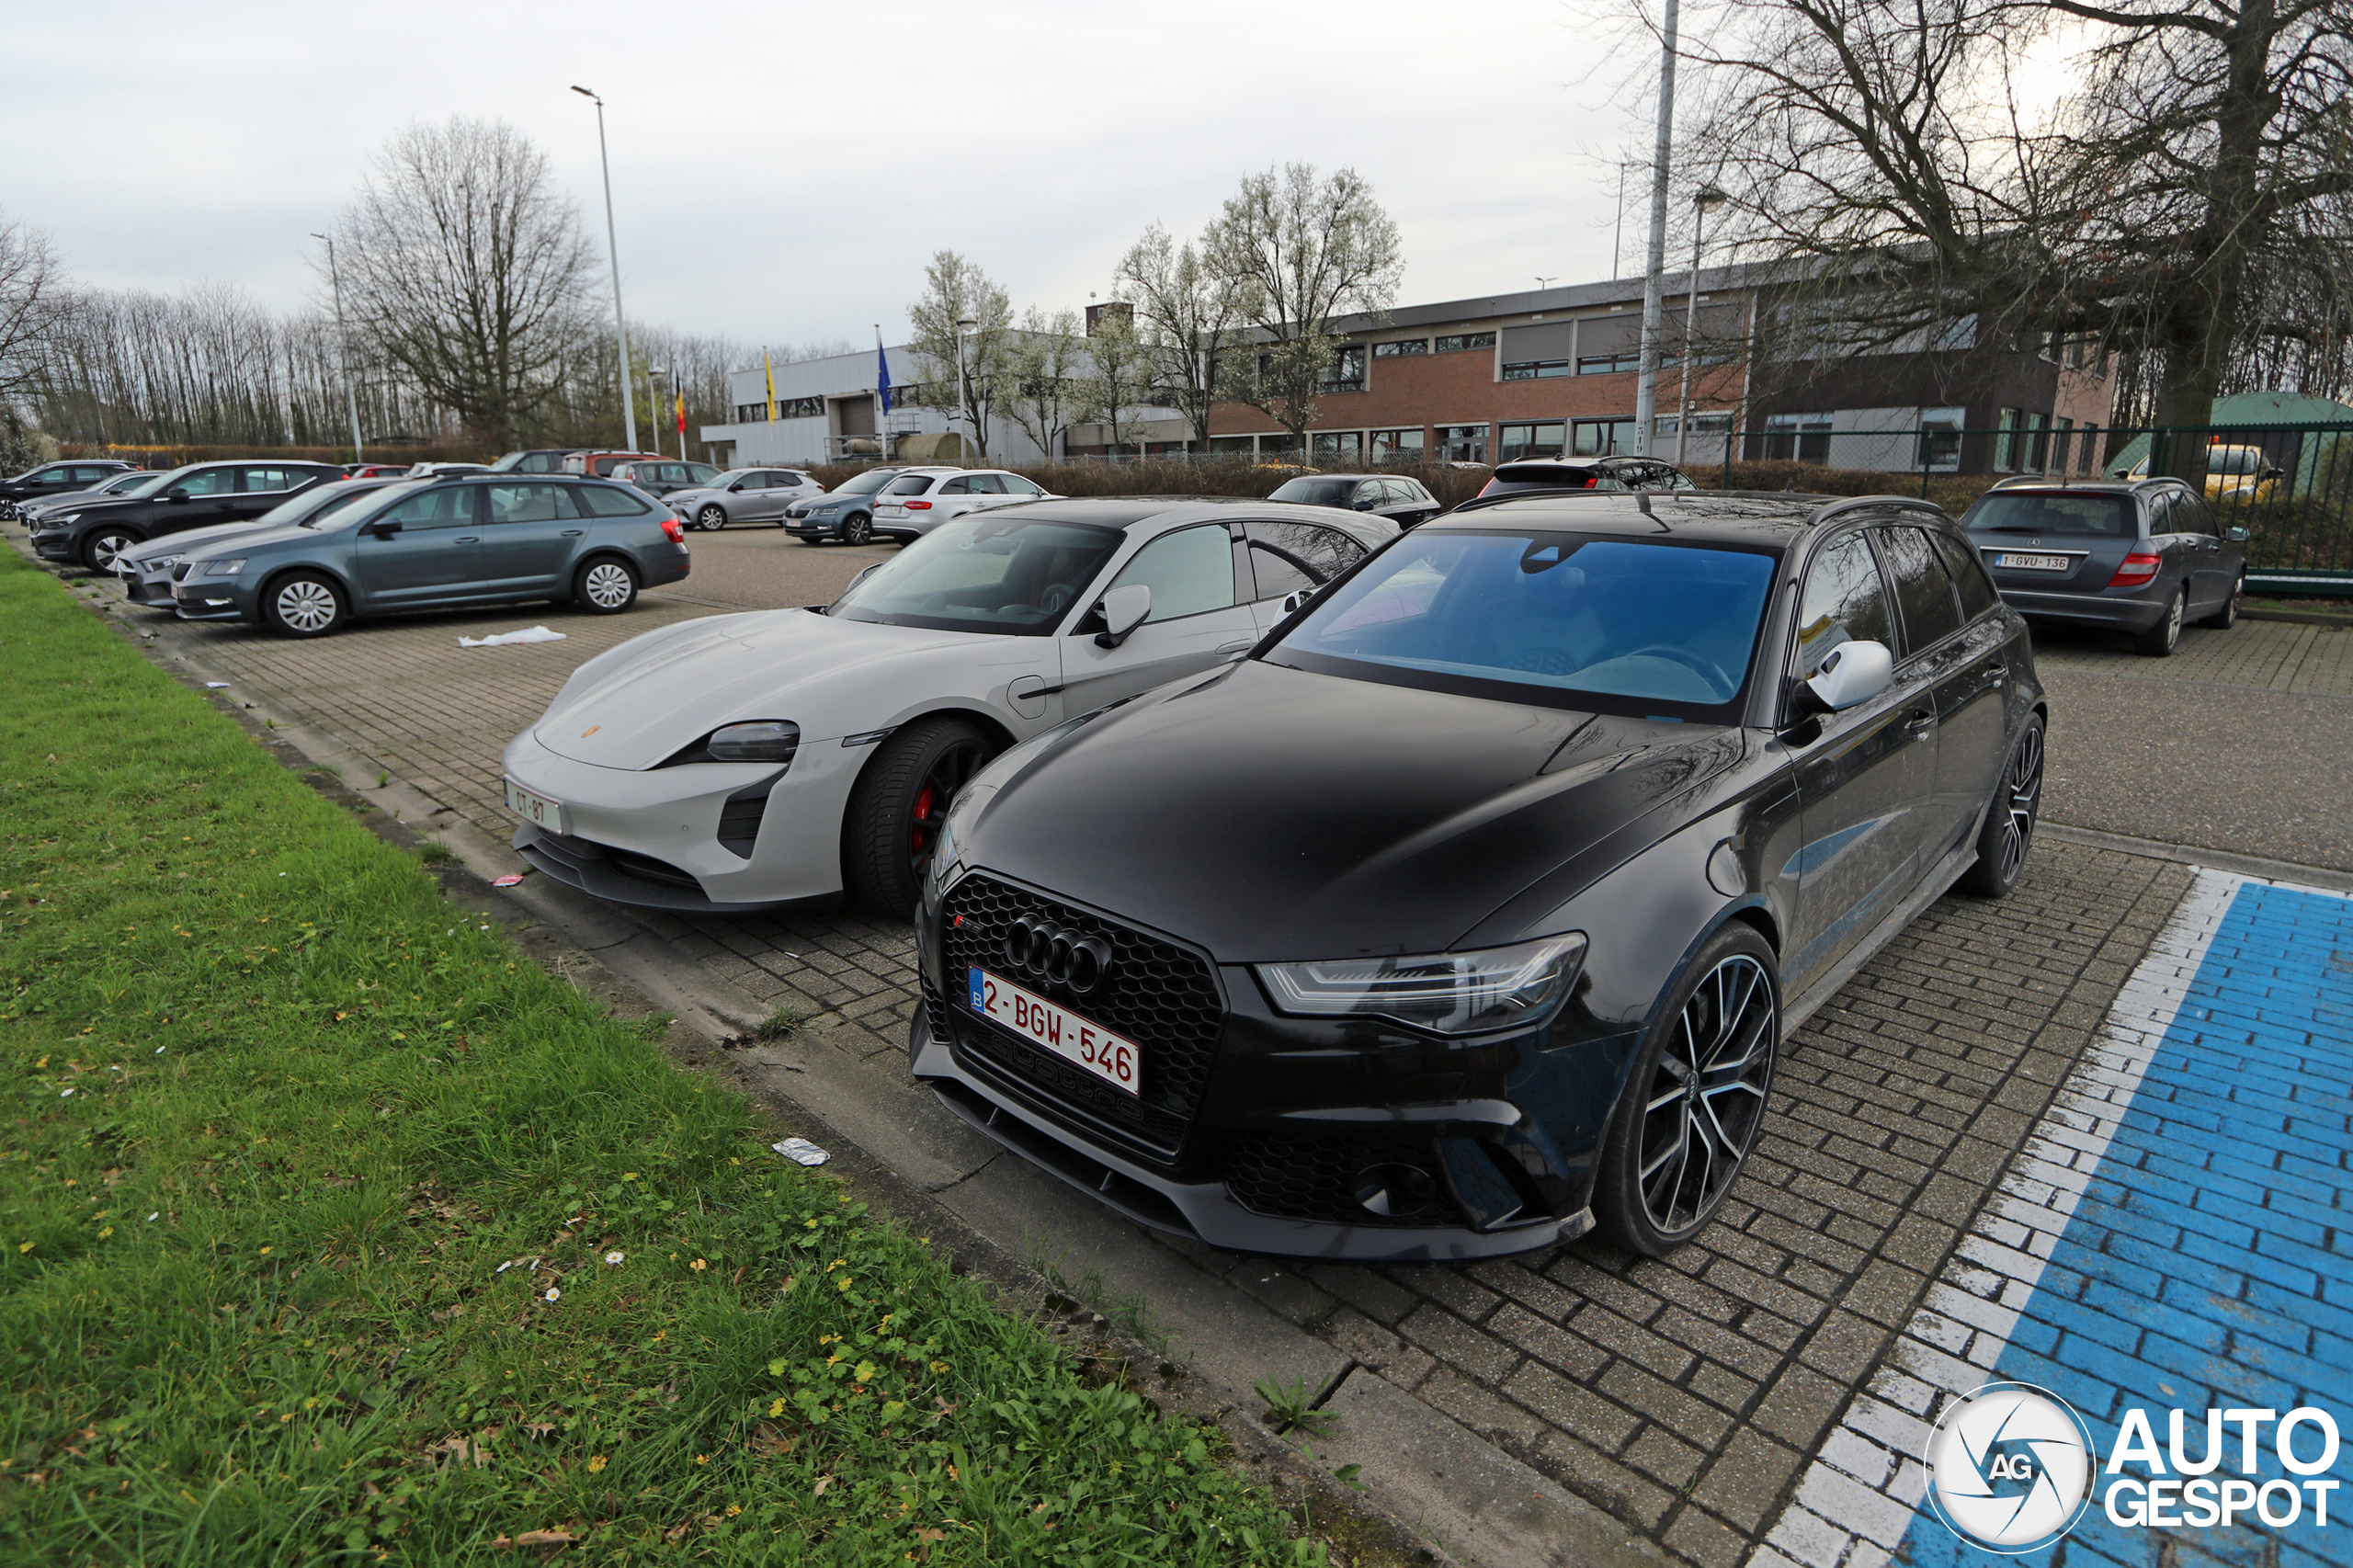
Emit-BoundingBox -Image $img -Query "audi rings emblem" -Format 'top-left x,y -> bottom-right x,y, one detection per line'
1003,915 -> 1113,994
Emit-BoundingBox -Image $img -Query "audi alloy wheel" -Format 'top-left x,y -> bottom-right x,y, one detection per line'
1960,716 -> 2044,898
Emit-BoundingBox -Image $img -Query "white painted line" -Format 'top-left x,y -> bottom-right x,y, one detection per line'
1756,867 -> 2245,1568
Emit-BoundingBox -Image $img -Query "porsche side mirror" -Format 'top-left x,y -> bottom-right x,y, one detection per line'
1093,583 -> 1152,648
1279,588 -> 1309,616
1802,640 -> 1894,712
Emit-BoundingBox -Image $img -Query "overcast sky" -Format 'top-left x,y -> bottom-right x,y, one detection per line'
11,0 -> 1660,358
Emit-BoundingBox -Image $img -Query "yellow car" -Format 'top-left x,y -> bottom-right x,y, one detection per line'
2115,443 -> 2286,503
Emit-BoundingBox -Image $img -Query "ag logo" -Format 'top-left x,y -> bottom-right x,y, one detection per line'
1924,1382 -> 2096,1552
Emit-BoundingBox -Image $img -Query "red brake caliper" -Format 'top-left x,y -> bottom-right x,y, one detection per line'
911,784 -> 936,856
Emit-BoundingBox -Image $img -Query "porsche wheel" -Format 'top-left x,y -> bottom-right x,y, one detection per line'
840,717 -> 996,919
1592,924 -> 1779,1256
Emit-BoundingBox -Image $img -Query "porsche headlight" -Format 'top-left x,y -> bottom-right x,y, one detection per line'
1256,933 -> 1587,1036
706,721 -> 801,763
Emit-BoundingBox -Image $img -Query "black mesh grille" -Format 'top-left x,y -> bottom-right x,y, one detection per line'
1225,1132 -> 1446,1225
939,873 -> 1222,1165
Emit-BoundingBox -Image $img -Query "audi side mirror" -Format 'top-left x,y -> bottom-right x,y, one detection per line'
1093,583 -> 1152,648
1802,640 -> 1894,712
2227,525 -> 2250,542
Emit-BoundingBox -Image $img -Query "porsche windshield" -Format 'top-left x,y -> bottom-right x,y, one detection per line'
828,514 -> 1123,635
1267,529 -> 1779,718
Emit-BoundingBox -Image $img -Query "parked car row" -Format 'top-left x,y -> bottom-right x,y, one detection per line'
496,484 -> 2051,1266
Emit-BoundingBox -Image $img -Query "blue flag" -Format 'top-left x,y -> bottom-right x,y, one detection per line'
876,329 -> 892,414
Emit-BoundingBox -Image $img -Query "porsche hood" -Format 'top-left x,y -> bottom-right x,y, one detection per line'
533,608 -> 1007,769
950,659 -> 1752,960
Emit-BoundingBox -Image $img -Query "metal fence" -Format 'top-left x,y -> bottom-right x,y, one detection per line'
1690,423 -> 2353,597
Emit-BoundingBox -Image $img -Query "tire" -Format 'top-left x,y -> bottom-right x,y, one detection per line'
83,528 -> 140,573
262,571 -> 348,639
1591,923 -> 1779,1256
1957,715 -> 2045,898
2131,585 -> 2187,656
840,512 -> 873,547
574,557 -> 639,614
698,505 -> 728,531
2199,568 -> 2244,630
839,717 -> 998,919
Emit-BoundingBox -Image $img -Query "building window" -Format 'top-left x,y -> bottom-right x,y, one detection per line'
778,395 -> 824,419
1571,418 -> 1636,458
734,403 -> 770,424
1434,332 -> 1496,353
1370,428 -> 1426,462
1655,412 -> 1733,458
1762,413 -> 1832,464
1577,352 -> 1641,376
1932,315 -> 1979,351
1437,424 -> 1489,463
1502,359 -> 1573,381
2026,413 -> 2051,472
2078,422 -> 2099,473
1917,407 -> 1964,472
2049,416 -> 2074,474
1318,346 -> 1367,394
1258,433 -> 1304,460
1210,435 -> 1256,455
1499,421 -> 1568,461
1313,431 -> 1364,461
1373,339 -> 1428,358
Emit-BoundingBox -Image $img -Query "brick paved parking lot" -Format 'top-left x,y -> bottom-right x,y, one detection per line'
37,529 -> 2350,1568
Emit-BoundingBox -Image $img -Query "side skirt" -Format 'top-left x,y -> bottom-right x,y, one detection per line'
1782,831 -> 1983,1036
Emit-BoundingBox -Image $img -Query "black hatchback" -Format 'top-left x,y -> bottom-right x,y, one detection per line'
913,491 -> 2046,1261
1266,473 -> 1442,528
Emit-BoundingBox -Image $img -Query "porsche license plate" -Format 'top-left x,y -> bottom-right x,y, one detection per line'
504,778 -> 565,833
968,966 -> 1140,1096
1995,552 -> 2071,572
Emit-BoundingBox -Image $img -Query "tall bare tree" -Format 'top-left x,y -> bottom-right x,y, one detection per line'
1683,0 -> 2353,456
1116,222 -> 1247,451
906,251 -> 1014,462
1002,306 -> 1086,460
1073,306 -> 1155,452
0,212 -> 63,406
330,118 -> 597,449
1202,165 -> 1403,454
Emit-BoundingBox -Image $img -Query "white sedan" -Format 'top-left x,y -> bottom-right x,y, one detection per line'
500,499 -> 1394,917
871,469 -> 1059,540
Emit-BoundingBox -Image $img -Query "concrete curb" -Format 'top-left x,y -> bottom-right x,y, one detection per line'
2036,820 -> 2353,892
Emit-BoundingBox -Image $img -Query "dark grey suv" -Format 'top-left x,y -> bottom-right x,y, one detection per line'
1961,477 -> 2246,656
169,476 -> 691,638
1267,472 -> 1443,527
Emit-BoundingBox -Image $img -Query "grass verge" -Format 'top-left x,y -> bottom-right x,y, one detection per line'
0,551 -> 1324,1565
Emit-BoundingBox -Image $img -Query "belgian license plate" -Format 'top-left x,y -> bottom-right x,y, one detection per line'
1995,552 -> 2071,572
968,966 -> 1140,1096
503,778 -> 564,833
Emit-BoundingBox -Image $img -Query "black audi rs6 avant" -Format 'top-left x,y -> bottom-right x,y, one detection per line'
911,491 -> 2047,1262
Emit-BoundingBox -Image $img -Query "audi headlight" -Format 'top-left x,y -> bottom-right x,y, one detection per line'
199,559 -> 247,577
1256,933 -> 1587,1036
706,721 -> 801,763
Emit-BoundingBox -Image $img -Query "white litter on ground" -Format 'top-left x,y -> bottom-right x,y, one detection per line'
204,682 -> 230,688
772,1137 -> 830,1166
458,626 -> 567,648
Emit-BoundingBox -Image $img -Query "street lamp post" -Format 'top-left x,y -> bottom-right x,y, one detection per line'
1631,0 -> 1683,456
953,315 -> 977,461
1675,186 -> 1729,466
311,231 -> 364,461
573,85 -> 638,453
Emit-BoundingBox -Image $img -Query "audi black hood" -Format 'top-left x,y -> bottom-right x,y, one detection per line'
951,659 -> 1755,961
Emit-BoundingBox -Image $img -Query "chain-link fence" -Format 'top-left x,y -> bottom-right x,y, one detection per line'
1683,423 -> 2353,596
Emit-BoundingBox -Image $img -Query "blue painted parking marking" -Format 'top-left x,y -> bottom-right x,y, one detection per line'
1760,870 -> 2353,1568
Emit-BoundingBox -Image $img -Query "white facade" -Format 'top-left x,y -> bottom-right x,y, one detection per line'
699,343 -> 1048,468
